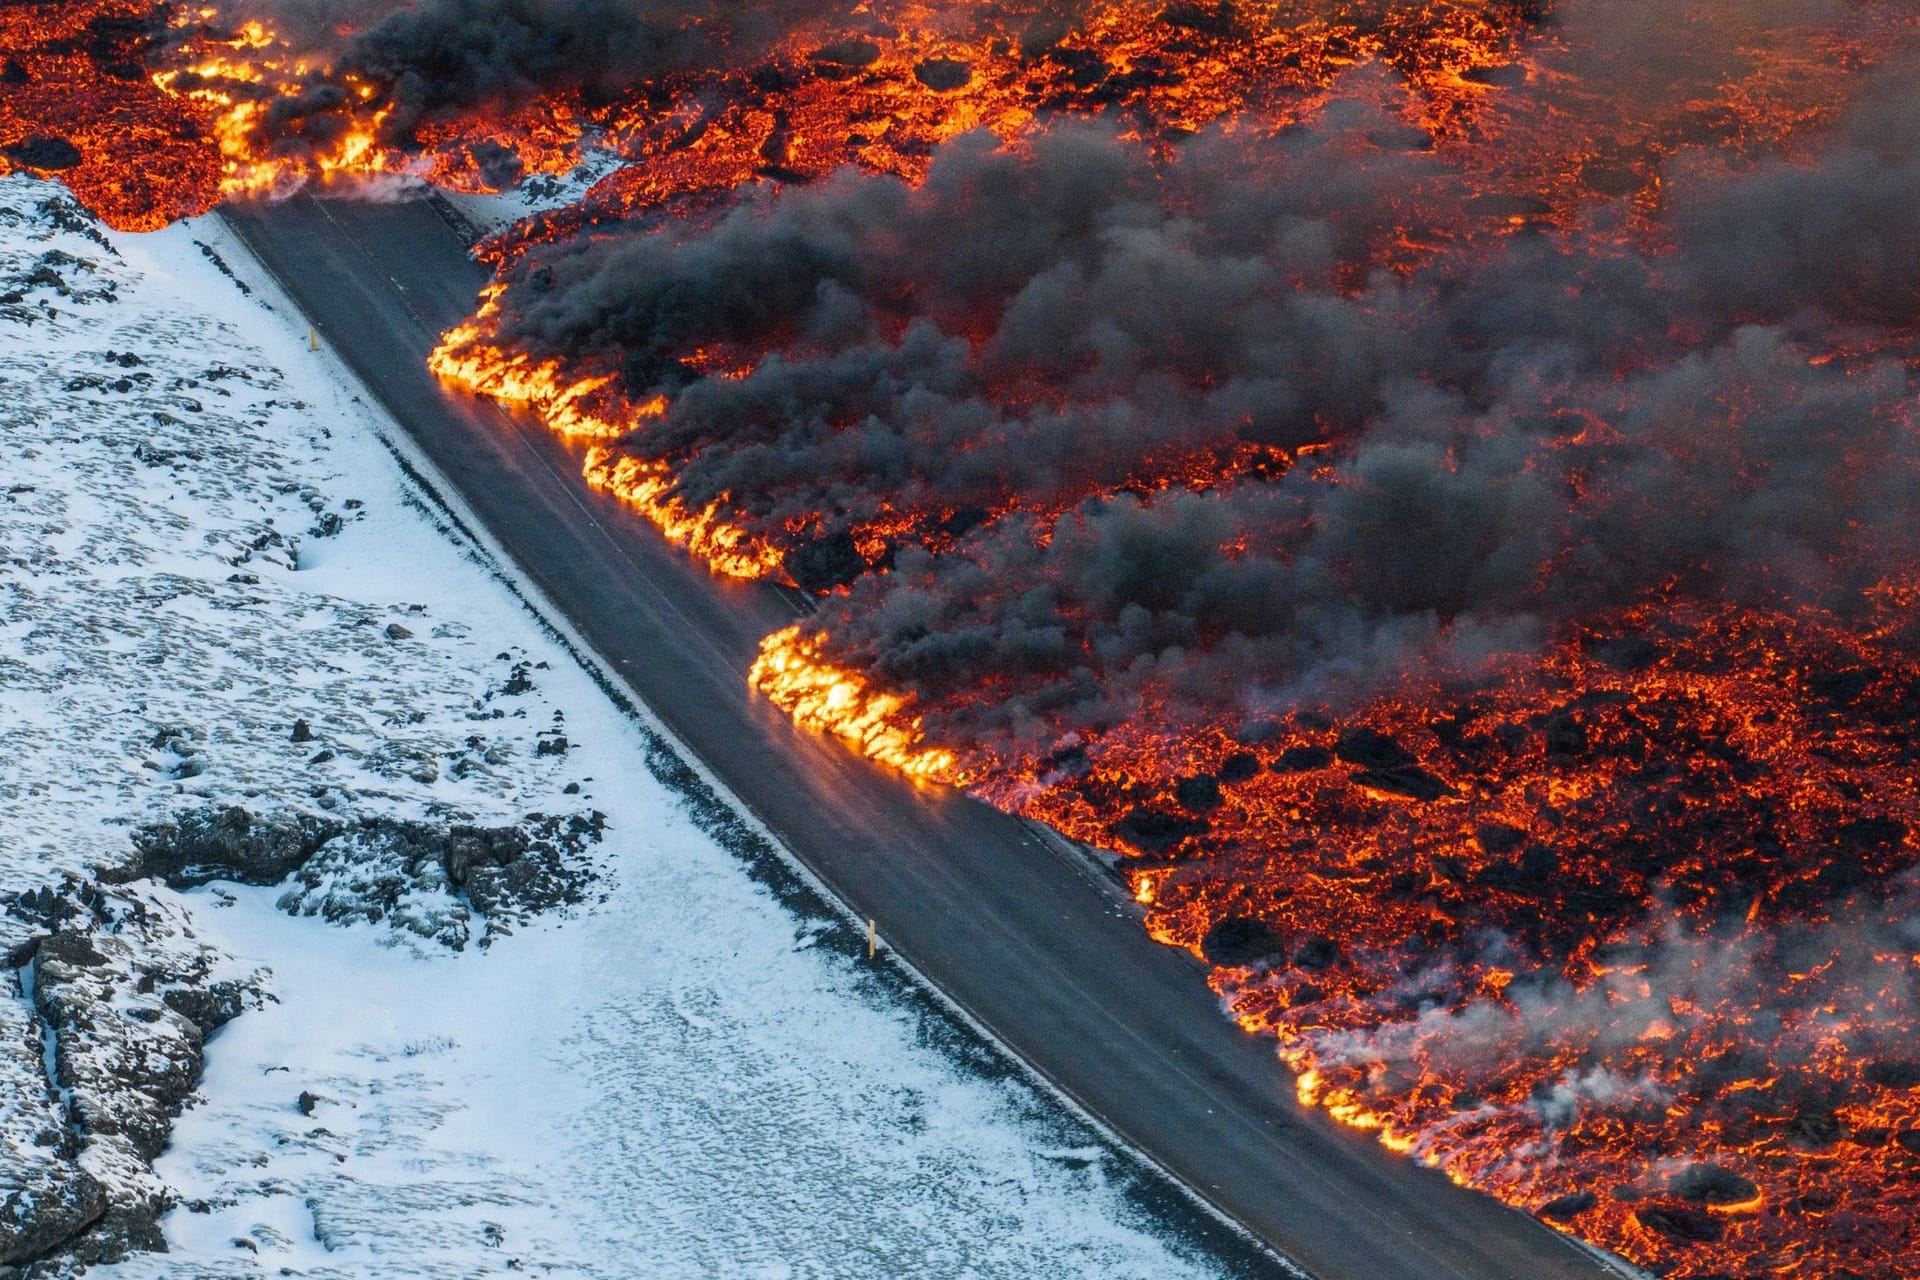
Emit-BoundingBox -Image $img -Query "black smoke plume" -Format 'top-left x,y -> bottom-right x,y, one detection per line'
453,21 -> 1920,1267
194,0 -> 864,169
479,54 -> 1920,740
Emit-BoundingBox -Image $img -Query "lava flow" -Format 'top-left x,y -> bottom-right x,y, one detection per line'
10,0 -> 1920,1277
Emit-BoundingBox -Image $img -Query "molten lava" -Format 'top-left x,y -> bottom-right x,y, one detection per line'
11,0 -> 1920,1277
752,625 -> 959,780
750,587 -> 1920,1278
0,0 -> 221,229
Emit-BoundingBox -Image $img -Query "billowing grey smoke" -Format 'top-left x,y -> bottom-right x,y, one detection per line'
481,61 -> 1920,747
211,0 -> 856,167
494,111 -> 1462,555
327,0 -> 717,132
454,25 -> 1920,1246
1672,52 -> 1920,330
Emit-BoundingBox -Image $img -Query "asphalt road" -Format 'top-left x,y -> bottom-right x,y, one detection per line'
221,192 -> 1630,1280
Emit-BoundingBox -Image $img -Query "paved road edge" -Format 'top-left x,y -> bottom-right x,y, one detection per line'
213,203 -> 1320,1280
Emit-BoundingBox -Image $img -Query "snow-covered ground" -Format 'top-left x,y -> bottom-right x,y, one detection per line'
0,174 -> 1244,1278
443,147 -> 627,233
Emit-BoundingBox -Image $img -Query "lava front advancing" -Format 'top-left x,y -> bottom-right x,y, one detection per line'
425,5 -> 1920,1274
11,0 -> 1920,1277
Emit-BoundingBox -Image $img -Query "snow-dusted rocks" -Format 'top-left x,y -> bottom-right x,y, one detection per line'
0,175 -> 602,1273
0,969 -> 110,1270
4,880 -> 268,1275
117,806 -> 597,950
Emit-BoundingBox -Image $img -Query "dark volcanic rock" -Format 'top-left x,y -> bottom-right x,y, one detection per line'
1582,633 -> 1662,671
2,137 -> 82,171
1462,63 -> 1528,87
1293,935 -> 1341,971
1542,707 -> 1588,760
1173,775 -> 1224,812
1200,915 -> 1281,967
1837,817 -> 1908,851
35,931 -> 106,970
810,38 -> 882,68
125,806 -> 338,888
1786,1108 -> 1845,1150
1018,15 -> 1070,57
1216,751 -> 1261,783
278,813 -> 597,948
0,1167 -> 109,1267
437,823 -> 532,885
34,934 -> 206,1162
783,530 -> 867,592
0,790 -> 599,1280
1159,0 -> 1238,36
1271,745 -> 1333,773
64,1199 -> 167,1267
912,57 -> 972,90
1464,192 -> 1553,220
0,969 -> 111,1269
464,138 -> 524,190
1048,46 -> 1109,89
1635,1201 -> 1724,1243
1671,1163 -> 1758,1205
1537,1190 -> 1596,1220
1334,727 -> 1418,771
1806,667 -> 1874,706
462,843 -> 588,923
1112,806 -> 1208,853
0,882 -> 270,1275
1865,1058 -> 1920,1090
1474,823 -> 1527,856
133,806 -> 598,950
162,978 -> 250,1036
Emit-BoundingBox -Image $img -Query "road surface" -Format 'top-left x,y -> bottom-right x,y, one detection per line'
221,192 -> 1630,1280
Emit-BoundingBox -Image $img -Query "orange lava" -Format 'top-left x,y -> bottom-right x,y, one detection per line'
751,625 -> 960,781
752,590 -> 1920,1278
0,0 -> 221,229
583,445 -> 785,580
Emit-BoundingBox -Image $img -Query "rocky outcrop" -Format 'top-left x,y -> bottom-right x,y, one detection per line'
0,969 -> 109,1270
122,806 -> 601,948
0,803 -> 603,1273
116,807 -> 340,889
0,881 -> 266,1278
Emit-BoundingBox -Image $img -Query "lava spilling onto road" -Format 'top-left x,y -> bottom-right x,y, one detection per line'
9,0 -> 1920,1275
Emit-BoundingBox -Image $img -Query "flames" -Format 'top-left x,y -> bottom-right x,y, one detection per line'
430,287 -> 630,437
747,587 -> 1920,1276
12,0 -> 1920,1277
150,16 -> 402,201
750,626 -> 959,782
0,0 -> 221,229
4,0 -> 1910,239
582,446 -> 784,579
429,288 -> 781,578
